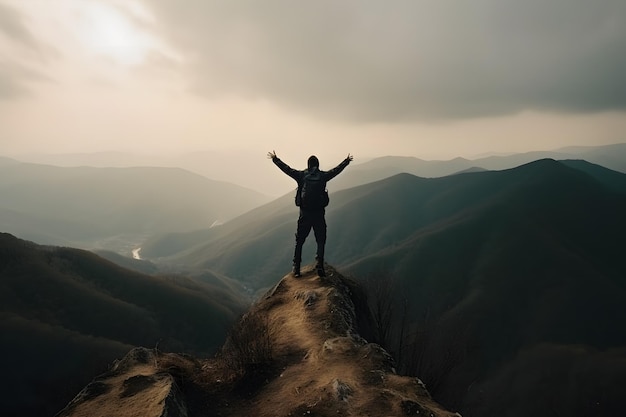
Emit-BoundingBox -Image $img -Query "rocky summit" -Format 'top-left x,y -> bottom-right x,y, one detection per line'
57,265 -> 458,417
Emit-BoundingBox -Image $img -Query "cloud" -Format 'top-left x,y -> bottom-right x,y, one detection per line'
0,2 -> 53,99
145,0 -> 626,122
0,62 -> 27,98
0,59 -> 53,99
0,2 -> 40,48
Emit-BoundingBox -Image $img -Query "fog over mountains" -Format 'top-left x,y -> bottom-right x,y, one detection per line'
0,157 -> 270,252
12,142 -> 626,196
330,142 -> 626,191
2,144 -> 626,417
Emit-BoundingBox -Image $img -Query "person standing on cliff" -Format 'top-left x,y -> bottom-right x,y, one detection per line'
268,151 -> 353,277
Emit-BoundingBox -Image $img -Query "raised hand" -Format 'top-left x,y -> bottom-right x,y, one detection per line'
267,150 -> 277,160
346,153 -> 354,162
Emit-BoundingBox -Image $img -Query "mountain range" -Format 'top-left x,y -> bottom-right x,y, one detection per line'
12,143 -> 626,196
143,158 -> 626,287
139,158 -> 626,416
2,146 -> 626,416
0,157 -> 270,252
330,142 -> 626,191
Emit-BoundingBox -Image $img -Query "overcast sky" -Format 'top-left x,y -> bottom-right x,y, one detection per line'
1,0 -> 625,164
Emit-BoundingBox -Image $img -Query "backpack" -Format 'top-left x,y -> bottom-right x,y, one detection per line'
296,169 -> 329,209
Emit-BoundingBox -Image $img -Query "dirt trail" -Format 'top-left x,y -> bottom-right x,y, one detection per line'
244,265 -> 458,417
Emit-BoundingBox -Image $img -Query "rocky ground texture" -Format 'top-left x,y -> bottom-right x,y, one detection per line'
57,265 -> 459,417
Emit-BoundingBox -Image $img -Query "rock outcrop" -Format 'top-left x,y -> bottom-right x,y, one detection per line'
57,265 -> 459,417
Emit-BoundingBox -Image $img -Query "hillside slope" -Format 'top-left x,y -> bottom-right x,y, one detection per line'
57,266 -> 458,417
342,161 -> 626,415
0,233 -> 248,417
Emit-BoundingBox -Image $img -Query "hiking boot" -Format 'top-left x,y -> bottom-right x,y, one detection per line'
315,256 -> 326,277
293,264 -> 301,278
315,260 -> 325,277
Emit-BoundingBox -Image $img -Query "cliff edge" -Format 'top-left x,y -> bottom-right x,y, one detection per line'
57,265 -> 459,417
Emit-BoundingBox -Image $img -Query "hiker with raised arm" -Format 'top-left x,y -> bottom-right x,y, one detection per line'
268,151 -> 353,277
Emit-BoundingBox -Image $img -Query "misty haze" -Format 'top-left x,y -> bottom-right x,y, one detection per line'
2,1 -> 626,417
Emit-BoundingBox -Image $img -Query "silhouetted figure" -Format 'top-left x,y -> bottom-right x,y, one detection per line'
268,151 -> 353,277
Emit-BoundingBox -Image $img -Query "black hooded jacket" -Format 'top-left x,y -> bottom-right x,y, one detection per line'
272,156 -> 351,208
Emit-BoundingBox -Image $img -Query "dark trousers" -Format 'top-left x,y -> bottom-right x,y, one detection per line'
293,209 -> 326,266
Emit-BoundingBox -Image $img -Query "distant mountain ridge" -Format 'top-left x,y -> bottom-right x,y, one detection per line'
11,143 -> 626,196
0,160 -> 271,252
331,142 -> 626,191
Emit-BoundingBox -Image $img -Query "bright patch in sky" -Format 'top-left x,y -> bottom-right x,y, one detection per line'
71,1 -> 154,66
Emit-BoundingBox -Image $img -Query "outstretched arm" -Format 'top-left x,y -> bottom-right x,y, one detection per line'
325,153 -> 353,181
267,150 -> 302,181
